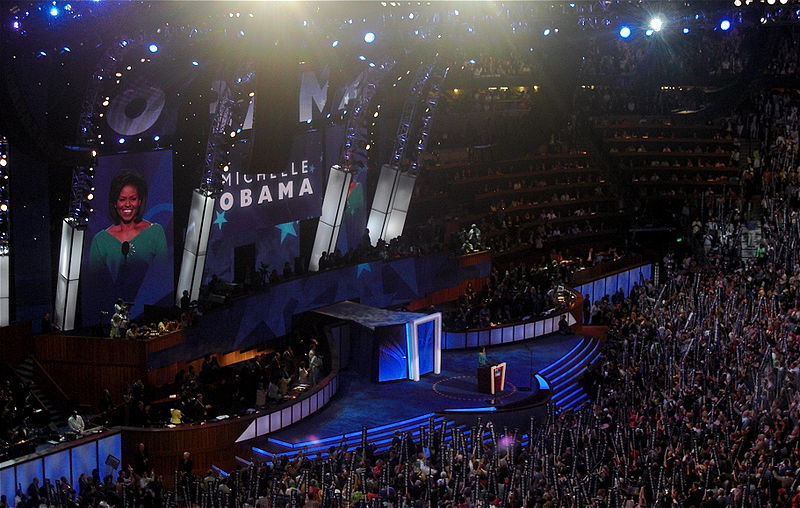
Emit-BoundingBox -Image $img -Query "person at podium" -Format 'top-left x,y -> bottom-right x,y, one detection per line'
478,347 -> 489,367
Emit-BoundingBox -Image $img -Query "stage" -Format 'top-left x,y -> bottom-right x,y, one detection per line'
256,333 -> 585,448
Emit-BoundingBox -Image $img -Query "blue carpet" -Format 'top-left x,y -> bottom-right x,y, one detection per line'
264,333 -> 583,444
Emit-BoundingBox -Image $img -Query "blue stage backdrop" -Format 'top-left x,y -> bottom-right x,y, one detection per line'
81,151 -> 174,326
204,126 -> 344,282
148,253 -> 491,369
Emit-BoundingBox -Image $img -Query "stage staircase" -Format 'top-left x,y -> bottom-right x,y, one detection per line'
536,336 -> 602,413
15,356 -> 67,433
243,412 -> 533,467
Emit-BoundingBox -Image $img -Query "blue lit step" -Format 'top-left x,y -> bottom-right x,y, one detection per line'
538,339 -> 593,378
257,415 -> 452,459
266,412 -> 440,450
538,339 -> 591,377
547,341 -> 599,385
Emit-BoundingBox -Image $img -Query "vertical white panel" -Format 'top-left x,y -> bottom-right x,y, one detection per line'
383,172 -> 416,243
367,164 -> 399,245
54,221 -> 85,331
177,191 -> 215,303
309,166 -> 352,271
0,255 -> 8,326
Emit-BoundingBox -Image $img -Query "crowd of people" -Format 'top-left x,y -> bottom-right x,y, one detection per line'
0,374 -> 40,461
578,29 -> 748,84
440,259 -> 575,331
96,335 -> 329,429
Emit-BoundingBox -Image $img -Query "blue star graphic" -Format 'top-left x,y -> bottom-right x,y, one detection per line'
275,222 -> 298,243
307,163 -> 316,173
213,211 -> 228,230
356,263 -> 372,278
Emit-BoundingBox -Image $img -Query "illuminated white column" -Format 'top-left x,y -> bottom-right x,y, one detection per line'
366,164 -> 417,245
0,254 -> 9,327
309,165 -> 353,272
54,220 -> 85,331
0,141 -> 8,326
176,190 -> 215,304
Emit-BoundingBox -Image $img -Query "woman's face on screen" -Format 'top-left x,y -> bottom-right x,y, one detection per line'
116,184 -> 141,223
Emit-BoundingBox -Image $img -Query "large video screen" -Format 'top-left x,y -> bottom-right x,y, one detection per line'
204,127 -> 343,282
81,151 -> 174,326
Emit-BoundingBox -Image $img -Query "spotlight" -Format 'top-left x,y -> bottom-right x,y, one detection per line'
118,137 -> 125,144
619,26 -> 631,38
734,0 -> 742,5
364,32 -> 376,43
153,135 -> 160,142
119,40 -> 129,48
87,193 -> 94,201
331,40 -> 339,47
720,19 -> 731,31
49,6 -> 59,17
645,29 -> 654,37
767,0 -> 775,4
781,0 -> 788,4
543,28 -> 551,36
649,17 -> 664,32
148,44 -> 159,53
358,55 -> 366,61
192,60 -> 199,66
11,20 -> 20,30
683,27 -> 690,34
61,46 -> 71,53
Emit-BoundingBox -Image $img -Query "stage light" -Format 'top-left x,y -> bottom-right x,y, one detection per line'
543,28 -> 551,36
87,193 -> 93,201
358,55 -> 366,61
61,46 -> 71,53
118,137 -> 125,144
619,26 -> 631,38
192,60 -> 199,66
153,135 -> 160,141
364,32 -> 376,43
720,19 -> 731,31
11,20 -> 19,30
683,27 -> 690,34
331,40 -> 339,47
649,17 -> 664,32
49,6 -> 59,17
37,51 -> 47,57
64,4 -> 72,11
0,204 -> 6,212
409,12 -> 414,19
645,29 -> 654,37
148,44 -> 159,53
767,0 -> 775,4
0,159 -> 6,167
734,0 -> 742,5
781,0 -> 789,4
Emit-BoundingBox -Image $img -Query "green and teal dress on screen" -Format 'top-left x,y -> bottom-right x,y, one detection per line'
88,222 -> 168,306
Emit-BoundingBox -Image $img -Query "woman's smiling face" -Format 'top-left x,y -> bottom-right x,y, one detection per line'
116,184 -> 141,223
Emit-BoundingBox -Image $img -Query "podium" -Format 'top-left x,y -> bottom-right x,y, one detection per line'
477,362 -> 506,394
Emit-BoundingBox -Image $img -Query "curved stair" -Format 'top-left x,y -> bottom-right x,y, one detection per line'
537,337 -> 601,412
